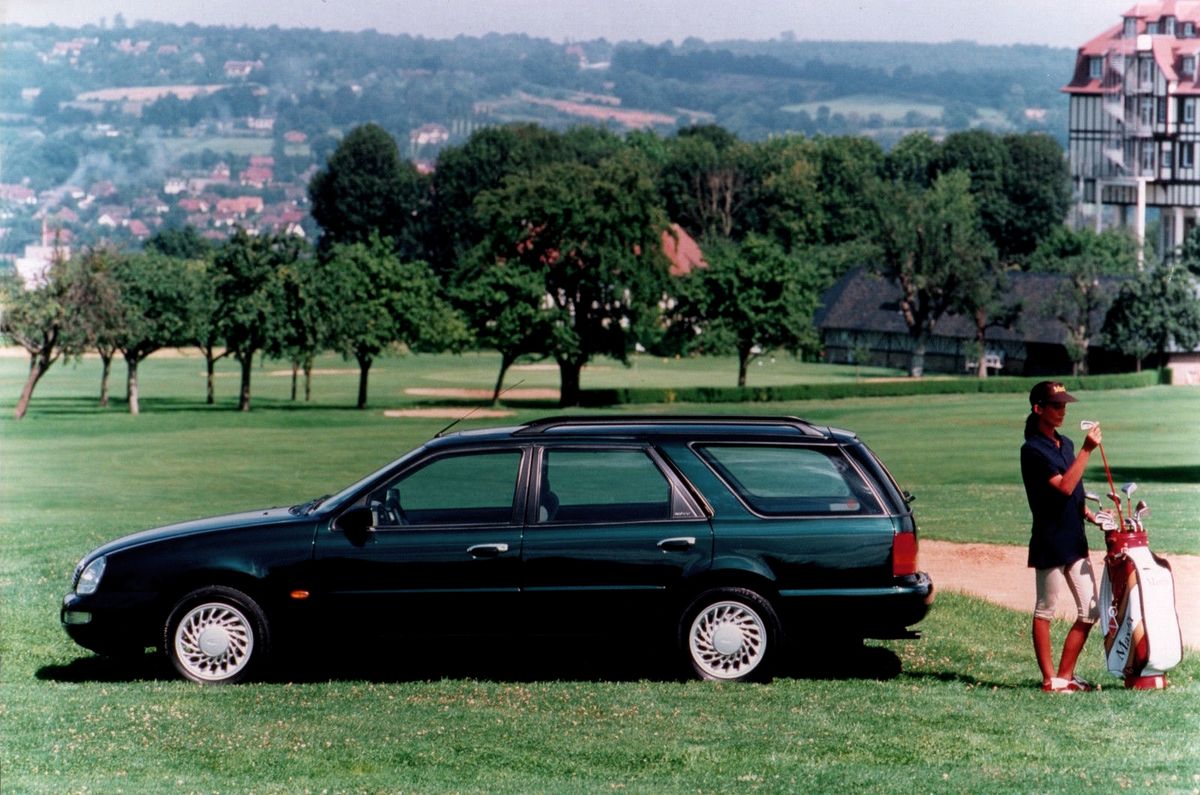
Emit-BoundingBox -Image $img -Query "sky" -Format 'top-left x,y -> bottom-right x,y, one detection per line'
2,0 -> 1140,49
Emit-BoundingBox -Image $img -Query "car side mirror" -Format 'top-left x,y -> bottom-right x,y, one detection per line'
336,506 -> 376,545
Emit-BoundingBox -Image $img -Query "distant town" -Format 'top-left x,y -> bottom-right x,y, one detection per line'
0,20 -> 1070,272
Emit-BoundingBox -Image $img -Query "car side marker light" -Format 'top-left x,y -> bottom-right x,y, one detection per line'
289,590 -> 311,600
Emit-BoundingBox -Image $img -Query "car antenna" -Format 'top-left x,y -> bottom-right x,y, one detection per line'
435,379 -> 526,437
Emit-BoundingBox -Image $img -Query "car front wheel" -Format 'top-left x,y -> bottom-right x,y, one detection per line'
681,587 -> 779,682
165,586 -> 269,684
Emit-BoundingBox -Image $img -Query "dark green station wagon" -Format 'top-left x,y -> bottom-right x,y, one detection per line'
63,416 -> 933,683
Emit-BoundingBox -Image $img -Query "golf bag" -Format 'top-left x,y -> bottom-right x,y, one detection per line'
1098,530 -> 1183,689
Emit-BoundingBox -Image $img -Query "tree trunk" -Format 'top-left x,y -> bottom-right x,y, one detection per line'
303,356 -> 313,402
558,358 -> 583,408
126,355 -> 141,416
909,334 -> 927,378
492,353 -> 516,404
356,354 -> 372,409
238,354 -> 253,411
737,347 -> 751,388
290,362 -> 299,401
974,310 -> 988,379
205,351 -> 216,405
99,352 -> 113,407
14,353 -> 51,420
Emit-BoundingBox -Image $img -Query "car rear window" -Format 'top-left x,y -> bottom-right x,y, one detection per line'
696,444 -> 883,516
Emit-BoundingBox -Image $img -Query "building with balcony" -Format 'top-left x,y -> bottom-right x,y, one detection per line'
1065,1 -> 1200,256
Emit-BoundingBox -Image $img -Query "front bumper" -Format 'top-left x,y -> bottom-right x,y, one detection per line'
61,591 -> 160,656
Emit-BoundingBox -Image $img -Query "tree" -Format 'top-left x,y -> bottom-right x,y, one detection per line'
659,125 -> 755,241
429,124 -> 567,275
1103,263 -> 1200,371
65,248 -> 125,406
812,136 -> 885,244
455,260 -> 553,403
672,235 -> 822,386
145,226 -> 214,260
1051,257 -> 1113,376
473,154 -> 671,406
1,257 -> 80,419
110,253 -> 196,415
270,249 -> 324,402
308,123 -> 427,258
871,170 -> 995,377
323,233 -> 468,409
1028,226 -> 1139,276
186,258 -> 228,405
212,230 -> 297,411
999,133 -> 1071,261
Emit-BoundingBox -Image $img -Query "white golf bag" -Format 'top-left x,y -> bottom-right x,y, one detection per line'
1098,532 -> 1184,689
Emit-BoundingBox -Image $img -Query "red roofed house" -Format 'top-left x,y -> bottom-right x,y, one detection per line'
1065,1 -> 1200,256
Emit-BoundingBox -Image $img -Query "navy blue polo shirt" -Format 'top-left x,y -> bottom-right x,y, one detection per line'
1020,430 -> 1089,569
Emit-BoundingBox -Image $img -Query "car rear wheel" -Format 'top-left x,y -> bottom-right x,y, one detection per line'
165,586 -> 269,684
681,587 -> 779,682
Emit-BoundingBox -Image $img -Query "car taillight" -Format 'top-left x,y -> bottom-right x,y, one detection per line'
893,531 -> 918,576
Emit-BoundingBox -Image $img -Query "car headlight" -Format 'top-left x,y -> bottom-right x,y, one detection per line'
76,556 -> 106,595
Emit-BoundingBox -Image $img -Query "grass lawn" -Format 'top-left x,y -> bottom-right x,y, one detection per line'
2,351 -> 1197,792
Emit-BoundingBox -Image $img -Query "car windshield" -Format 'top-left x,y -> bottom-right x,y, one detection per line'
313,447 -> 426,513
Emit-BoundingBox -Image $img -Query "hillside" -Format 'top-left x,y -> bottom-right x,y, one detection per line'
0,22 -> 1076,253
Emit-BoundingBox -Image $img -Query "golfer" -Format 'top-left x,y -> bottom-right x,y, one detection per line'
1020,381 -> 1103,693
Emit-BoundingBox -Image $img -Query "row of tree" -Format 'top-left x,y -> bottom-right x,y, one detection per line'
5,122 -> 1200,417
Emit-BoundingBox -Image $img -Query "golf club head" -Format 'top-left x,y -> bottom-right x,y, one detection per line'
1085,492 -> 1101,504
1122,482 -> 1138,498
1080,420 -> 1099,431
1134,500 -> 1149,519
1108,492 -> 1122,509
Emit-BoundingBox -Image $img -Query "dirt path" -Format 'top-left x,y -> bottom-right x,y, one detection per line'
922,540 -> 1200,649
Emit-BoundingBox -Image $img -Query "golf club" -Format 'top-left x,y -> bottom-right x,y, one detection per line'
1122,482 -> 1138,524
1081,420 -> 1120,514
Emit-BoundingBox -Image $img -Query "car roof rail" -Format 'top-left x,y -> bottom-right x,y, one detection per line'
513,415 -> 826,436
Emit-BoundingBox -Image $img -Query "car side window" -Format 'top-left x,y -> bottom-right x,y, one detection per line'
539,448 -> 671,524
697,444 -> 882,516
368,450 -> 521,527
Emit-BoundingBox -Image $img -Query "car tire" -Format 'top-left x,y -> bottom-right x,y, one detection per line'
164,586 -> 270,684
681,587 -> 779,682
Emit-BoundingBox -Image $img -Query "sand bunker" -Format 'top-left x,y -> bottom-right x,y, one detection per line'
383,408 -> 515,418
404,387 -> 559,400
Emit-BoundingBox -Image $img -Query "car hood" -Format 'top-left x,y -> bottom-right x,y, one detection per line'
83,506 -> 301,561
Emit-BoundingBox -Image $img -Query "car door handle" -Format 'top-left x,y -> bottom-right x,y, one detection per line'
657,536 -> 696,552
467,543 -> 509,558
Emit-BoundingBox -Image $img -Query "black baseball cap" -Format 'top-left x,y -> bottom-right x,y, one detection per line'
1029,380 -> 1078,406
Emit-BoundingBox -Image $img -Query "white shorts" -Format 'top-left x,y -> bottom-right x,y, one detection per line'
1034,557 -> 1099,624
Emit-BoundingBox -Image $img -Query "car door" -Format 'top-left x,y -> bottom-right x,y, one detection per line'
520,444 -> 712,632
312,446 -> 527,635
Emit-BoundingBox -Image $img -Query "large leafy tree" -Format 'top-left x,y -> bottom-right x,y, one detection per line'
65,248 -> 125,406
871,170 -> 994,377
429,124 -> 567,276
267,244 -> 325,402
1103,263 -> 1200,371
308,123 -> 427,258
455,260 -> 553,403
659,125 -> 756,241
999,133 -> 1071,261
1,258 -> 81,419
323,233 -> 468,409
1051,257 -> 1113,376
672,235 -> 822,387
212,230 -> 298,411
473,153 -> 671,406
110,252 -> 197,415
185,258 -> 228,405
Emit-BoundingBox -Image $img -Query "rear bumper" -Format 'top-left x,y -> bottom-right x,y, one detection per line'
777,571 -> 934,639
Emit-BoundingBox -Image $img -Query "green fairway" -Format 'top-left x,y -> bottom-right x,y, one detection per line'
2,351 -> 1197,792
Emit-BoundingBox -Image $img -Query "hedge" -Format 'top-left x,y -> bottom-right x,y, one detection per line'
575,370 -> 1166,407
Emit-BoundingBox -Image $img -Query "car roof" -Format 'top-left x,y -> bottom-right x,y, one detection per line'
430,415 -> 854,448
